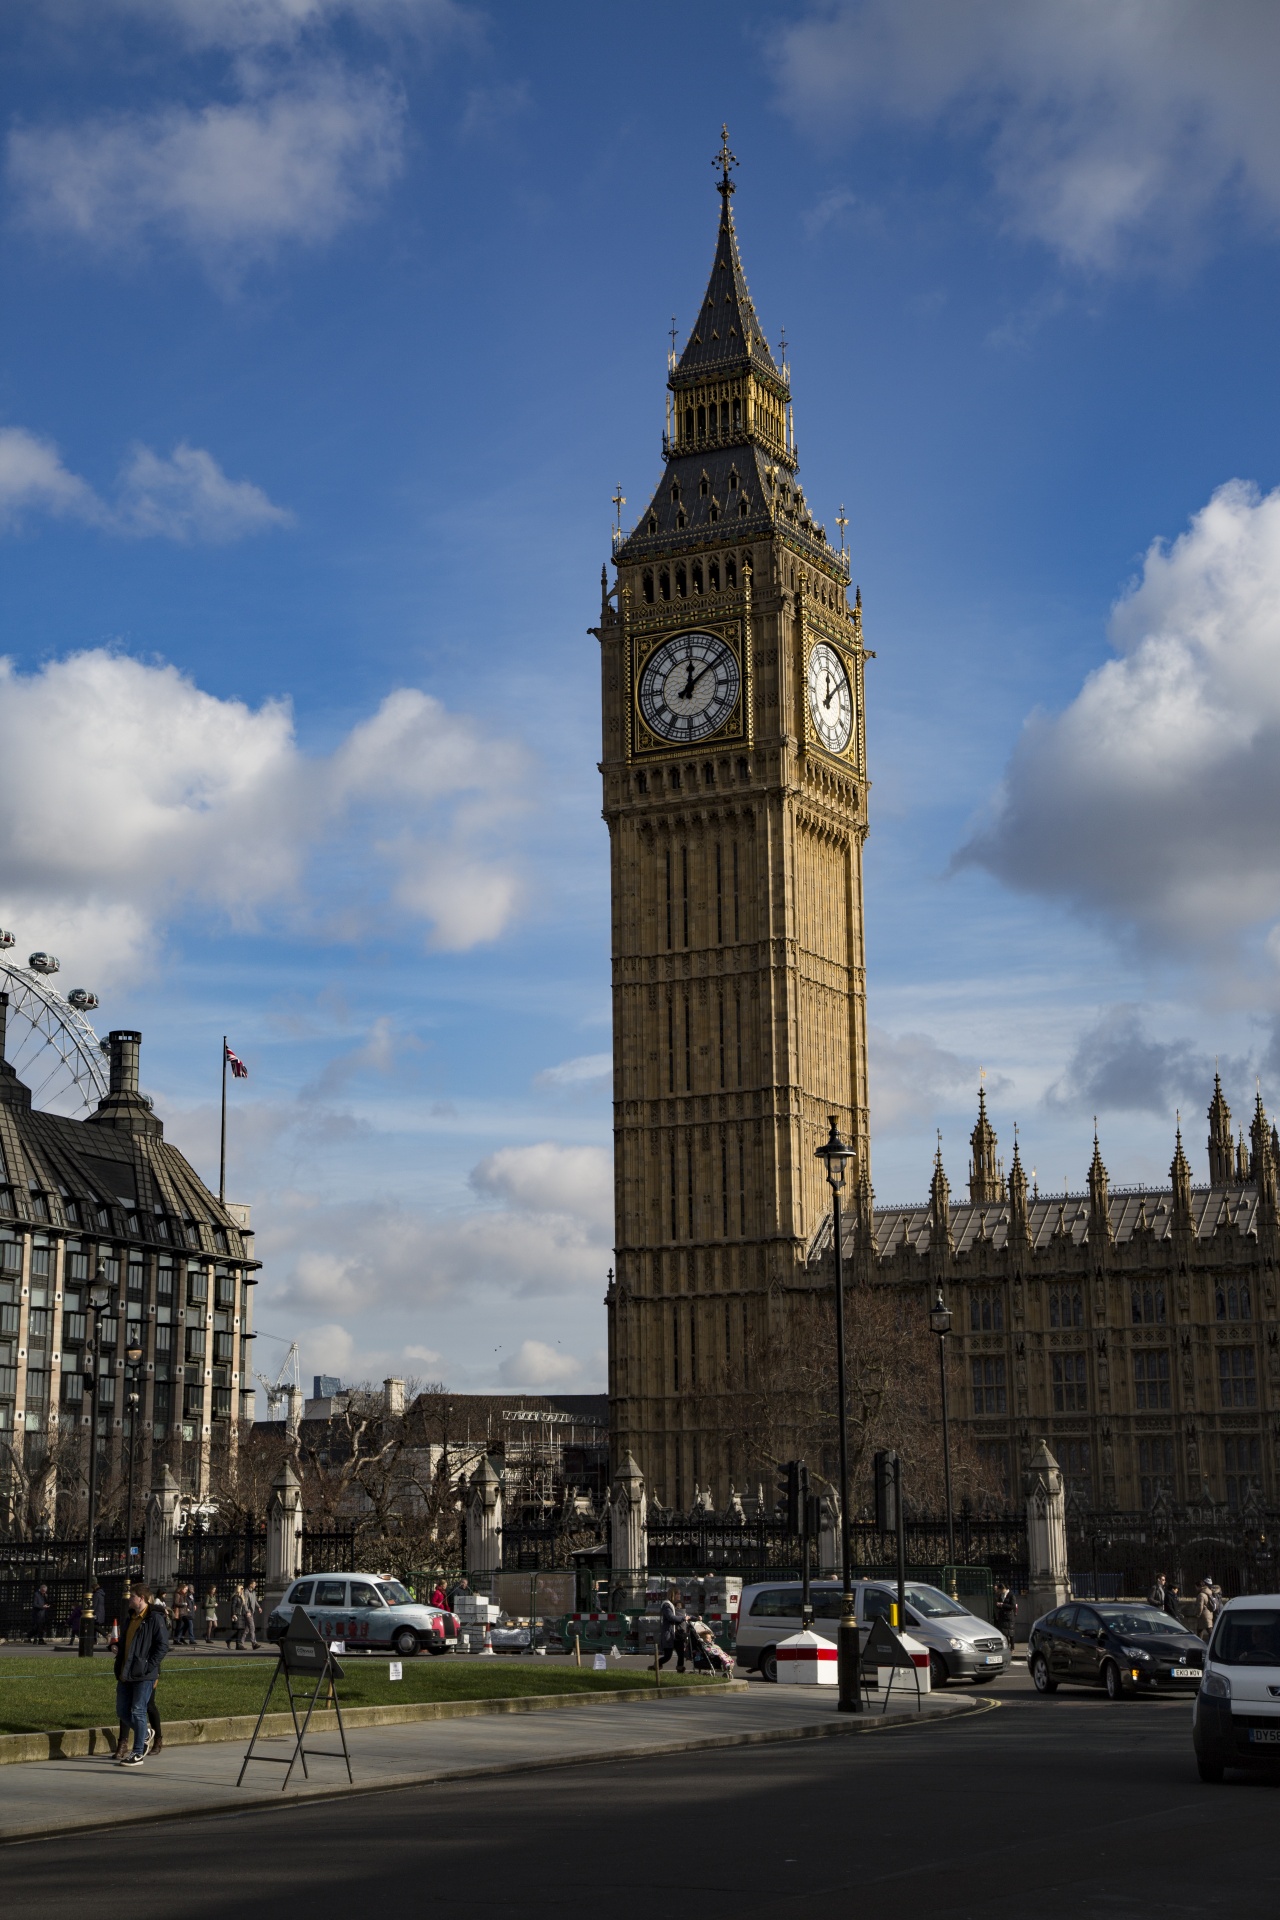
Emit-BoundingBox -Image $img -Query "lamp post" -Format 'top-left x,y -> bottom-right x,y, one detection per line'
929,1287 -> 956,1570
815,1116 -> 860,1714
124,1331 -> 144,1574
78,1265 -> 114,1659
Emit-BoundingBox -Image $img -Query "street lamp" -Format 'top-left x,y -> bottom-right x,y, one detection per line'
124,1330 -> 144,1574
929,1287 -> 956,1570
78,1265 -> 114,1659
815,1115 -> 860,1714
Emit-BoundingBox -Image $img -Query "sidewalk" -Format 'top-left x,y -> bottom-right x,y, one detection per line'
0,1683 -> 991,1844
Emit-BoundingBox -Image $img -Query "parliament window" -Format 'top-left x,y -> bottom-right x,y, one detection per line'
709,559 -> 720,590
1215,1280 -> 1252,1322
1219,1346 -> 1257,1408
1049,1286 -> 1083,1329
969,1288 -> 1004,1332
1131,1281 -> 1166,1325
971,1356 -> 1007,1414
1132,1349 -> 1170,1410
692,560 -> 703,593
1051,1352 -> 1088,1412
726,554 -> 737,587
1139,1437 -> 1175,1507
642,569 -> 654,604
1224,1435 -> 1262,1509
1058,1439 -> 1092,1501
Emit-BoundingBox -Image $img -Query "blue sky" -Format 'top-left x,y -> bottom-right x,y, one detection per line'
4,1 -> 1280,1397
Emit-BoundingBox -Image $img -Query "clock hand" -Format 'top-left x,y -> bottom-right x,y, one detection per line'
823,672 -> 835,708
686,660 -> 717,695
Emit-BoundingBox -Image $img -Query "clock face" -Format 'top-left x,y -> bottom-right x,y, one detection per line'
807,641 -> 854,754
637,630 -> 741,743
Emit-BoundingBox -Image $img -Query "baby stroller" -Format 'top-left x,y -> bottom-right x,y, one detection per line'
688,1619 -> 734,1675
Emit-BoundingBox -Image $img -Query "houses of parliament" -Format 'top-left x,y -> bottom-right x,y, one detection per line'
599,136 -> 1277,1519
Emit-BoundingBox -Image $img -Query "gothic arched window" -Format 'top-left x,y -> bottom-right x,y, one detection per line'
1049,1285 -> 1083,1329
1131,1282 -> 1167,1325
659,568 -> 670,601
684,409 -> 694,442
642,569 -> 654,604
697,405 -> 706,437
676,564 -> 687,596
725,555 -> 737,588
709,559 -> 720,591
692,560 -> 703,594
732,396 -> 741,427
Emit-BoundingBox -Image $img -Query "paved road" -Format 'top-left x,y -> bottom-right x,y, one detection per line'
6,1663 -> 1276,1918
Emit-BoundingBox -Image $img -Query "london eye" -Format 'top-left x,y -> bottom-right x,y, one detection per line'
0,934 -> 109,1116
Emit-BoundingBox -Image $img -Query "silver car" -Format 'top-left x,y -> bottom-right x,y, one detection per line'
266,1573 -> 458,1657
734,1578 -> 1007,1685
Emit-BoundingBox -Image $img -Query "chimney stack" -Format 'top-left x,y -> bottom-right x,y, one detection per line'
88,1029 -> 162,1137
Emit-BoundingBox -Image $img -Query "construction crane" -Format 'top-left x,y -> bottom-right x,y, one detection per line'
255,1340 -> 301,1426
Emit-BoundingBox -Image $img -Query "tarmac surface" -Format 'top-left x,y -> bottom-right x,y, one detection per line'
6,1661 -> 1275,1918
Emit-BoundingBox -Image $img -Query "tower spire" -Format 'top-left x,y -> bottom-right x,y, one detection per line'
1207,1071 -> 1234,1185
968,1081 -> 1005,1204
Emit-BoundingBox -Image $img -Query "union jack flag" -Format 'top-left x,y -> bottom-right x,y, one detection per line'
225,1044 -> 248,1080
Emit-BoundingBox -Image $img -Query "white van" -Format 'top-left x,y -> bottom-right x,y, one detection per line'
1193,1592 -> 1280,1782
734,1579 -> 1008,1686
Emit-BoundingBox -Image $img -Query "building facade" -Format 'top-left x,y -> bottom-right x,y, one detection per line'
601,140 -> 869,1505
828,1082 -> 1280,1513
0,996 -> 258,1516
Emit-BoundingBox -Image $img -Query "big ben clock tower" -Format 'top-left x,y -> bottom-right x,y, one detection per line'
598,133 -> 870,1505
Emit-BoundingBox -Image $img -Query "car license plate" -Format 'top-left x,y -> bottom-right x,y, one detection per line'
983,1654 -> 1002,1664
1171,1667 -> 1199,1680
1249,1727 -> 1280,1744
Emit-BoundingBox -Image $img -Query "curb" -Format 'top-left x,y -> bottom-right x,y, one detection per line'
0,1695 -> 995,1847
0,1678 -> 745,1765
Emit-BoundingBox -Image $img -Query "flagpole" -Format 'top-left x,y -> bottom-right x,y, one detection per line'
219,1035 -> 228,1206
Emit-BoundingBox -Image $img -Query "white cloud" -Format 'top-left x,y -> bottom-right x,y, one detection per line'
0,648 -> 526,978
8,66 -> 404,273
470,1142 -> 613,1236
869,1023 -> 1009,1134
499,1340 -> 582,1389
1043,1008 -> 1221,1117
959,480 -> 1280,959
99,0 -> 467,51
0,425 -> 290,542
775,1 -> 1280,270
534,1052 -> 612,1090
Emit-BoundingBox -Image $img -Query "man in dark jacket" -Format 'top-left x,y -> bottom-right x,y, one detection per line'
658,1589 -> 687,1672
113,1586 -> 168,1766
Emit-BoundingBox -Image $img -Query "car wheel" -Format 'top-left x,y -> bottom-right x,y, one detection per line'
393,1627 -> 419,1658
929,1652 -> 949,1689
1103,1660 -> 1127,1701
1030,1653 -> 1057,1694
1196,1755 -> 1225,1784
760,1646 -> 778,1683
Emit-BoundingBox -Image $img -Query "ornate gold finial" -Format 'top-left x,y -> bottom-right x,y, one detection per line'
715,124 -> 738,198
611,484 -> 626,533
836,504 -> 848,552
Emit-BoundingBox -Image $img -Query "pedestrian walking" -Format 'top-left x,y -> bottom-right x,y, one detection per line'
430,1581 -> 446,1610
1148,1574 -> 1167,1610
228,1583 -> 249,1649
91,1580 -> 108,1643
27,1583 -> 51,1643
112,1585 -> 168,1767
172,1583 -> 194,1646
203,1589 -> 219,1643
994,1580 -> 1017,1647
1195,1584 -> 1216,1640
658,1587 -> 687,1672
67,1602 -> 83,1647
242,1582 -> 261,1648
1165,1581 -> 1182,1621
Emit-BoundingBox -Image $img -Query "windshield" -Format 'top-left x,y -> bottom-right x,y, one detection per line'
1211,1609 -> 1280,1667
377,1581 -> 413,1606
1095,1607 -> 1184,1637
903,1584 -> 969,1619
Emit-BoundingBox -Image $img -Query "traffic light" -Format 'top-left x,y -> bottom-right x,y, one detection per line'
874,1449 -> 898,1531
775,1460 -> 801,1532
804,1491 -> 822,1540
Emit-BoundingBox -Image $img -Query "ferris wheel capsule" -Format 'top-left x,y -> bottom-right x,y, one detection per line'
28,952 -> 60,974
67,988 -> 99,1011
0,931 -> 14,949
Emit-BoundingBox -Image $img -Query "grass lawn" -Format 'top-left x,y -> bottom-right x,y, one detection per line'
0,1658 -> 716,1735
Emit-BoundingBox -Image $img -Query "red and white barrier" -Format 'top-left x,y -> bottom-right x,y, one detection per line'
775,1629 -> 838,1686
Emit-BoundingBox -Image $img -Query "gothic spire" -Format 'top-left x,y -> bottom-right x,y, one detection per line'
968,1083 -> 1005,1204
930,1133 -> 953,1256
1207,1071 -> 1235,1185
1008,1127 -> 1030,1247
1170,1116 -> 1193,1222
1251,1088 -> 1277,1212
1088,1122 -> 1113,1247
674,126 -> 783,387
